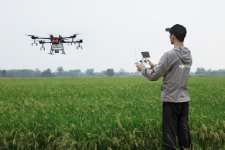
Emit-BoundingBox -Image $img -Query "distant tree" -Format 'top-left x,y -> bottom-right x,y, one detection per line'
218,69 -> 225,75
42,68 -> 55,77
119,69 -> 125,73
85,69 -> 94,76
101,70 -> 106,76
195,67 -> 206,74
93,72 -> 102,77
119,68 -> 126,76
69,69 -> 81,74
205,69 -> 212,75
106,69 -> 115,77
1,70 -> 6,77
57,67 -> 64,76
20,69 -> 34,77
210,70 -> 219,75
69,69 -> 81,76
34,68 -> 41,77
222,70 -> 225,75
5,70 -> 17,78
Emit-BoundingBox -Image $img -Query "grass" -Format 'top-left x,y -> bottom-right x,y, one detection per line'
0,77 -> 225,149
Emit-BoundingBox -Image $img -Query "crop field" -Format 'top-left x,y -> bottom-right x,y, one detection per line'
0,77 -> 225,150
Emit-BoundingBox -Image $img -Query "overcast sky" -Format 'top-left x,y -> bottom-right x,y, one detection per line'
0,0 -> 224,73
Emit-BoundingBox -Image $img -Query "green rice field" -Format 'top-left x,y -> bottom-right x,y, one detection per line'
0,77 -> 225,150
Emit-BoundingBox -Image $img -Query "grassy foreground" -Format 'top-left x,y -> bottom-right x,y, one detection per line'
0,77 -> 225,150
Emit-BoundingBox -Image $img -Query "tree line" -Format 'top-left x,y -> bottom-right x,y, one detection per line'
0,67 -> 141,78
191,67 -> 225,75
1,67 -> 224,78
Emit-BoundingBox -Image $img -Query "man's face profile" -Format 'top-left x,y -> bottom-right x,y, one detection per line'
169,33 -> 174,45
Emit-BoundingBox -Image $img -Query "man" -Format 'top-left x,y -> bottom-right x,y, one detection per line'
136,24 -> 192,150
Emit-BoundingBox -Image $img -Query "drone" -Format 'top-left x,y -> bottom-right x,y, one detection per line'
26,34 -> 83,55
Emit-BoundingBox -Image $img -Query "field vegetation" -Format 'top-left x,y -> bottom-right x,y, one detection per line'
0,77 -> 225,149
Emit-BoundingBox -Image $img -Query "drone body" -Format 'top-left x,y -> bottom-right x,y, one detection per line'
27,34 -> 83,55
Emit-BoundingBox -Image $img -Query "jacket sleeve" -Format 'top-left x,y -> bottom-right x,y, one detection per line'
141,53 -> 169,81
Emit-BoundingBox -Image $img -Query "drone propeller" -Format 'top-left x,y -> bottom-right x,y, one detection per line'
68,33 -> 80,38
75,39 -> 84,43
72,33 -> 80,36
46,34 -> 55,39
25,34 -> 38,39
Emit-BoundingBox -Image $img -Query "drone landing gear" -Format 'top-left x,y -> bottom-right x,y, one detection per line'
48,48 -> 54,55
31,43 -> 38,46
77,46 -> 83,50
62,50 -> 66,55
40,43 -> 45,51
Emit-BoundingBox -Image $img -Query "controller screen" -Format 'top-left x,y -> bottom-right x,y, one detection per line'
141,52 -> 150,58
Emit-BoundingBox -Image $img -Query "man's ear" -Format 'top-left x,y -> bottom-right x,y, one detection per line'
171,34 -> 174,40
172,34 -> 178,41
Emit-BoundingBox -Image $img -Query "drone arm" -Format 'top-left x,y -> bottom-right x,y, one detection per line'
62,37 -> 73,39
63,41 -> 82,44
36,37 -> 51,39
62,41 -> 76,43
38,41 -> 51,44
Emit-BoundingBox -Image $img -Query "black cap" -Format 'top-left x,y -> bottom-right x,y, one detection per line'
165,24 -> 187,42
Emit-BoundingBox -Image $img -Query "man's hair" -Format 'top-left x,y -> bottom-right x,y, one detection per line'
170,33 -> 185,42
177,36 -> 185,42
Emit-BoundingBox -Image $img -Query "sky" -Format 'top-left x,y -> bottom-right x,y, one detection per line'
0,0 -> 225,73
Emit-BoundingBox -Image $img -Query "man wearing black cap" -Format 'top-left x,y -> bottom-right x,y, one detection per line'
136,24 -> 192,150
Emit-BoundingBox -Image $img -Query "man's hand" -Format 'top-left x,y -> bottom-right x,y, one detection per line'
147,59 -> 155,69
136,61 -> 144,71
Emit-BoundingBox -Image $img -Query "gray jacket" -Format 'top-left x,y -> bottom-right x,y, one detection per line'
141,46 -> 192,103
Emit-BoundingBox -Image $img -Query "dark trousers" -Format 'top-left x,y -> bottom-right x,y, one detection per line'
162,102 -> 192,150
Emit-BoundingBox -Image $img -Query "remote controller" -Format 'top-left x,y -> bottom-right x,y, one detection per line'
134,51 -> 151,68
